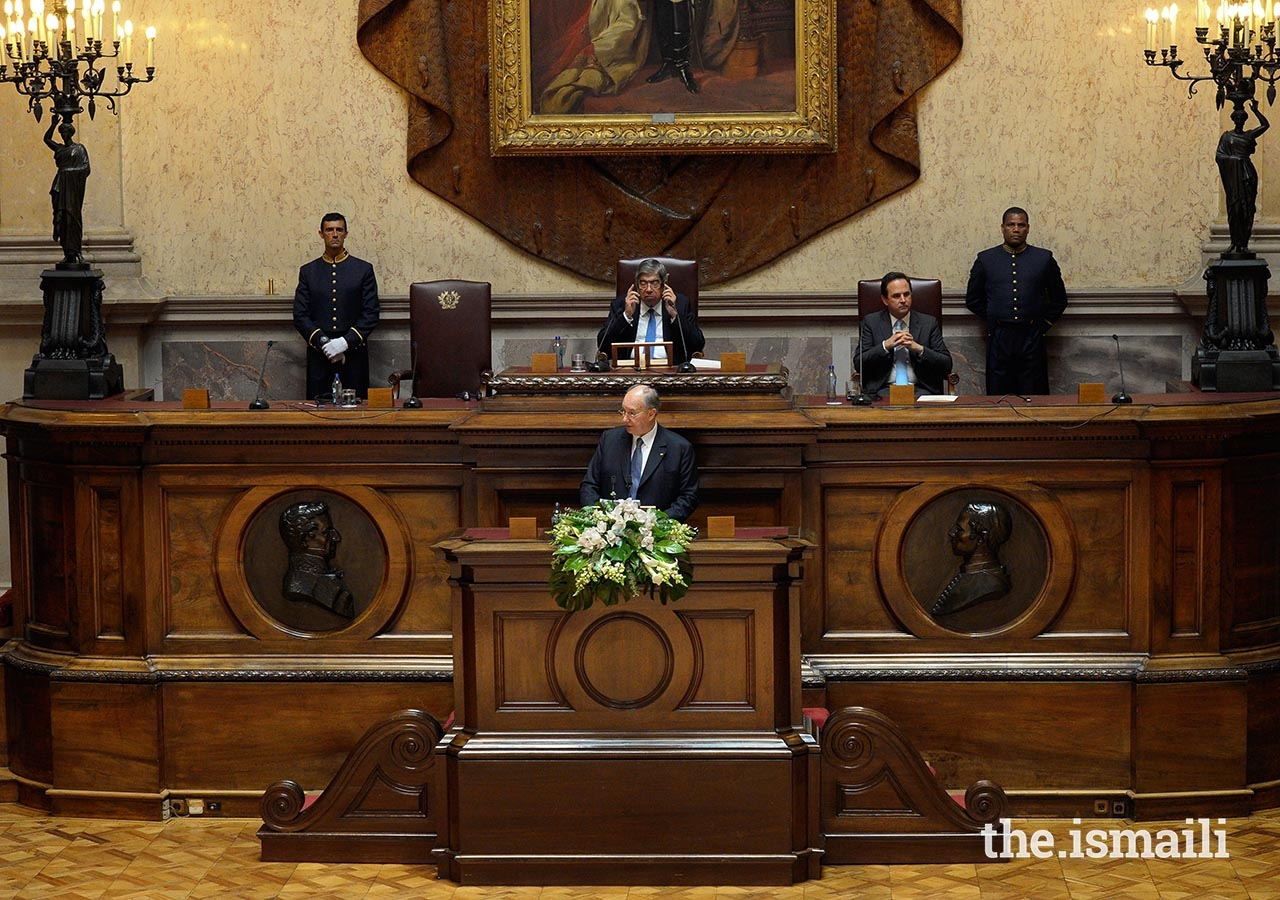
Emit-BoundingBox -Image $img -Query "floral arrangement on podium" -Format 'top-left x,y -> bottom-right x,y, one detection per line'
549,499 -> 696,611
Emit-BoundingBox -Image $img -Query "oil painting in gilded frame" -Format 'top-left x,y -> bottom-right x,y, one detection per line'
490,0 -> 836,154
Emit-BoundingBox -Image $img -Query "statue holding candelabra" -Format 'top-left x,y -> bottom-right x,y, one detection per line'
1144,2 -> 1280,391
1216,97 -> 1268,254
1,0 -> 155,398
46,112 -> 91,266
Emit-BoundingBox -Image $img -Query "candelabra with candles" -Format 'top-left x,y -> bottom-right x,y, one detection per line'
1,0 -> 155,399
1144,2 -> 1280,391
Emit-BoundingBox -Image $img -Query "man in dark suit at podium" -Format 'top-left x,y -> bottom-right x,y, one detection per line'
595,258 -> 705,367
855,272 -> 953,399
580,384 -> 699,521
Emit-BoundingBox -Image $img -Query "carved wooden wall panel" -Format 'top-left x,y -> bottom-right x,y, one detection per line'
161,681 -> 452,792
23,476 -> 74,650
1134,680 -> 1248,795
154,474 -> 464,651
811,467 -> 1139,652
1150,466 -> 1222,655
50,682 -> 160,795
468,580 -> 776,732
355,0 -> 963,284
1223,456 -> 1280,649
835,681 -> 1134,792
162,489 -> 247,638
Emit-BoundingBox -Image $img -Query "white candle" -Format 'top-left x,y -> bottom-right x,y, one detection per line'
1147,7 -> 1159,50
122,16 -> 130,63
144,23 -> 152,67
110,0 -> 117,45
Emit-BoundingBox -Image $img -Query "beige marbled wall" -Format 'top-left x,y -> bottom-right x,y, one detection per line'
0,0 -> 1239,295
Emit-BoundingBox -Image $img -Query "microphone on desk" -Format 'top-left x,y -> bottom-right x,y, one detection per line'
1111,333 -> 1133,404
403,340 -> 423,409
848,319 -> 873,406
248,340 -> 275,410
670,302 -> 698,373
590,309 -> 617,372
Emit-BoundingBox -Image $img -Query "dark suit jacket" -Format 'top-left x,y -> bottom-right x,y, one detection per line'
293,255 -> 380,398
855,309 -> 953,399
596,294 -> 705,366
580,423 -> 699,522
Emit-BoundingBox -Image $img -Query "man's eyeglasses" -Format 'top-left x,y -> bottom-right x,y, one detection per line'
618,407 -> 645,419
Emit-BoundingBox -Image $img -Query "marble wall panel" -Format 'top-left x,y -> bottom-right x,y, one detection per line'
162,341 -> 408,403
160,331 -> 1194,403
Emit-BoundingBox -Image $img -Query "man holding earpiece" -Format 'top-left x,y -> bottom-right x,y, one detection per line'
595,258 -> 705,367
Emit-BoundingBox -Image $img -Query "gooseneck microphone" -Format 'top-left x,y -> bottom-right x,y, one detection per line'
849,319 -> 873,406
403,340 -> 423,409
670,299 -> 698,373
1111,333 -> 1133,404
248,340 -> 275,410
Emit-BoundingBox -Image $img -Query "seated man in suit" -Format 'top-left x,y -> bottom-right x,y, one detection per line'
596,258 -> 705,367
580,384 -> 699,521
855,271 -> 953,399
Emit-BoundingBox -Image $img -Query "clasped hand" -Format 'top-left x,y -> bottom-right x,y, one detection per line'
882,329 -> 918,353
323,336 -> 349,361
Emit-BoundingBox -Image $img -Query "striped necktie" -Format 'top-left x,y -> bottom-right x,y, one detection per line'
629,438 -> 643,499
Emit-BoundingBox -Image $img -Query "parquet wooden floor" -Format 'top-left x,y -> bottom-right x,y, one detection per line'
0,803 -> 1277,899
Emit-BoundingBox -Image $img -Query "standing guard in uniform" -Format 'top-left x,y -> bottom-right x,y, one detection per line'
293,213 -> 380,400
964,207 -> 1068,396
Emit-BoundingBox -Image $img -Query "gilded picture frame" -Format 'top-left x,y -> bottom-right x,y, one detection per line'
490,0 -> 837,154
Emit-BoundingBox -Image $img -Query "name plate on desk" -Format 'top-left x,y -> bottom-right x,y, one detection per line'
706,516 -> 737,539
508,517 -> 538,539
182,389 -> 210,410
720,352 -> 746,373
531,353 -> 559,374
888,384 -> 915,406
1077,383 -> 1106,404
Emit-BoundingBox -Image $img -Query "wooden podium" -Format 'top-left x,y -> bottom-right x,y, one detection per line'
431,531 -> 820,885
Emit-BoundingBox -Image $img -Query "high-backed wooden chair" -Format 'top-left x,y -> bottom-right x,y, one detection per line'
616,257 -> 698,312
856,277 -> 959,395
389,280 -> 491,400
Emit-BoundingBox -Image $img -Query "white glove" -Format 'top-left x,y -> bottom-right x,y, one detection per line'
323,336 -> 349,360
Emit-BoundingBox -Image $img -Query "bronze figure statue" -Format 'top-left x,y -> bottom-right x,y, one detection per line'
278,500 -> 356,619
931,500 -> 1013,618
44,114 -> 91,267
1216,98 -> 1269,257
